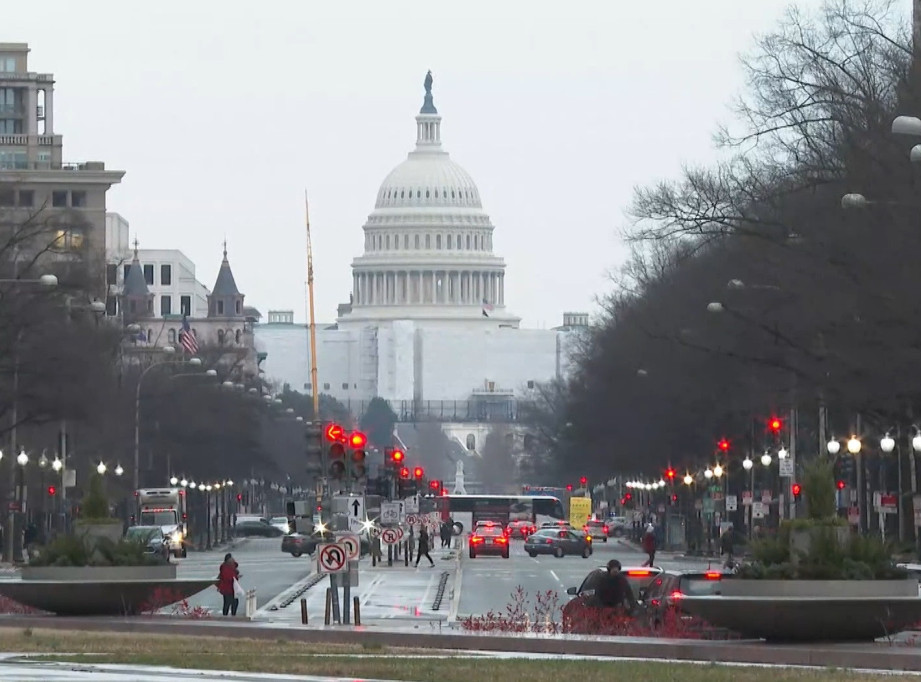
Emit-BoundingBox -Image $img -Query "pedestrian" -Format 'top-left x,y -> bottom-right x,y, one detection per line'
440,521 -> 451,548
415,525 -> 434,567
597,559 -> 638,614
720,525 -> 735,568
216,552 -> 241,616
641,523 -> 656,567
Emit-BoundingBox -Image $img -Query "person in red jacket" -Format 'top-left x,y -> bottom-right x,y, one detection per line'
641,524 -> 657,567
216,552 -> 240,616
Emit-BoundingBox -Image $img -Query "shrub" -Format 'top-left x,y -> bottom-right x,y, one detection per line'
29,535 -> 162,567
802,456 -> 837,520
80,474 -> 111,521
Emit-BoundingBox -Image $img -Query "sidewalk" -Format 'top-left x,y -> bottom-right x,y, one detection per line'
254,547 -> 458,627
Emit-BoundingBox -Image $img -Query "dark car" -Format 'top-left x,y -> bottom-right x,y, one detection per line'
281,533 -> 318,557
469,523 -> 510,559
524,527 -> 592,558
641,569 -> 733,626
562,566 -> 663,633
584,519 -> 609,542
505,519 -> 535,539
234,518 -> 285,538
124,525 -> 170,562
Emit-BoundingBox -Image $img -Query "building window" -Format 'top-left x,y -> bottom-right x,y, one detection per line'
142,264 -> 154,285
235,300 -> 241,314
160,295 -> 171,316
235,329 -> 241,343
403,234 -> 409,249
341,382 -> 348,390
71,191 -> 87,208
17,190 -> 33,207
466,434 -> 476,451
385,235 -> 390,250
168,329 -> 176,344
1,58 -> 14,73
123,264 -> 131,281
160,264 -> 171,285
0,189 -> 13,206
218,329 -> 225,344
52,229 -> 84,251
436,235 -> 441,249
180,295 -> 191,316
527,380 -> 535,389
217,300 -> 224,315
425,234 -> 431,249
105,263 -> 117,287
51,191 -> 67,207
466,234 -> 471,250
304,383 -> 312,391
447,234 -> 452,249
323,383 -> 330,390
414,234 -> 420,249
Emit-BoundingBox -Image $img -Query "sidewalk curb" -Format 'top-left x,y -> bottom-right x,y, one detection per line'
254,564 -> 320,616
447,544 -> 463,622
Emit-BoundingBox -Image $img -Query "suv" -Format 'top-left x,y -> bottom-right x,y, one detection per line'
584,519 -> 609,542
469,523 -> 510,559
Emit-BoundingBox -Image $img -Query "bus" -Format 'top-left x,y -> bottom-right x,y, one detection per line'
435,494 -> 566,534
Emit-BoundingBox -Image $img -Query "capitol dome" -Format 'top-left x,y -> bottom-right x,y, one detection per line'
339,71 -> 519,329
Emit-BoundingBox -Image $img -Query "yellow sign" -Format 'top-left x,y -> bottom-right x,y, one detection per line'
569,497 -> 592,527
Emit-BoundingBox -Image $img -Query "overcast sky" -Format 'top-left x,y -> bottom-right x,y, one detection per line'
5,0 -> 909,327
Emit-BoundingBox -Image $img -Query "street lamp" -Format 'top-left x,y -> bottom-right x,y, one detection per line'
827,439 -> 841,455
742,456 -> 753,470
913,428 -> 921,453
96,462 -> 107,475
170,476 -> 179,486
778,446 -> 789,460
38,452 -> 48,469
205,369 -> 217,377
683,473 -> 693,485
16,449 -> 27,467
704,467 -> 713,479
706,302 -> 725,314
51,457 -> 62,472
761,452 -> 772,466
180,478 -> 188,487
841,193 -> 870,209
222,381 -> 234,389
880,434 -> 896,454
713,464 -> 724,478
847,436 -> 862,454
114,464 -> 124,477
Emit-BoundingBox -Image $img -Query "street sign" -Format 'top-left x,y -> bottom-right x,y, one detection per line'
741,491 -> 752,506
778,458 -> 794,477
403,496 -> 419,514
348,517 -> 365,534
348,495 -> 365,520
336,533 -> 360,561
317,543 -> 348,573
752,502 -> 766,519
380,501 -> 400,525
725,495 -> 738,512
405,513 -> 418,526
380,527 -> 402,545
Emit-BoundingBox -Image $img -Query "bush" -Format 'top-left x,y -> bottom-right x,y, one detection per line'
80,474 -> 111,521
29,535 -> 163,567
802,456 -> 837,520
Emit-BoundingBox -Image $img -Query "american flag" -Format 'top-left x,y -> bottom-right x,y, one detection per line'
178,315 -> 199,355
481,298 -> 494,318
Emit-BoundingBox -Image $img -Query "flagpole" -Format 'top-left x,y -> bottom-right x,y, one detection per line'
305,191 -> 320,419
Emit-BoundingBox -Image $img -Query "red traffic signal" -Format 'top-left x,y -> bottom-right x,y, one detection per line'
399,467 -> 410,479
792,483 -> 802,498
565,484 -> 573,492
429,480 -> 440,490
579,476 -> 587,486
768,417 -> 783,433
391,449 -> 405,464
413,467 -> 424,479
665,468 -> 676,480
349,431 -> 367,448
624,492 -> 632,501
717,438 -> 731,452
236,493 -> 242,502
325,423 -> 344,442
836,480 -> 846,490
671,494 -> 678,503
47,485 -> 56,496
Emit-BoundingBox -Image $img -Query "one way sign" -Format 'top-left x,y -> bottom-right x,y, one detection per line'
348,495 -> 365,520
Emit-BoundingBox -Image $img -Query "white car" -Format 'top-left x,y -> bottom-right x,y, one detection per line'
270,516 -> 290,534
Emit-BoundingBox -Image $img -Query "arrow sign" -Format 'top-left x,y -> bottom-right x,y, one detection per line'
352,500 -> 361,517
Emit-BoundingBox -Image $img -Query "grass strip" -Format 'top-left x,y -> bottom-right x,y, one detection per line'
0,628 -> 914,681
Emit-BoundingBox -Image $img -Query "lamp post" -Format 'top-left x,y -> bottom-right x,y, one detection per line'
134,356 -> 203,490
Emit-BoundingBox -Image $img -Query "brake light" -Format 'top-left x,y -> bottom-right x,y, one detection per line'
704,571 -> 722,580
670,591 -> 684,600
495,536 -> 508,544
603,526 -> 609,533
470,536 -> 484,544
650,598 -> 660,607
627,570 -> 652,577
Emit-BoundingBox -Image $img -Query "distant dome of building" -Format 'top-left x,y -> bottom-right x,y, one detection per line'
374,156 -> 482,210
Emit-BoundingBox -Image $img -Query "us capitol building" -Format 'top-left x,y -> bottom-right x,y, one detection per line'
256,73 -> 588,420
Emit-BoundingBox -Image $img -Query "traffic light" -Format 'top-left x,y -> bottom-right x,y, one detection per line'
348,431 -> 368,479
429,480 -> 443,496
236,493 -> 242,502
671,493 -> 678,504
836,480 -> 846,490
579,476 -> 587,487
414,467 -> 424,480
566,484 -> 573,492
717,438 -> 731,452
665,467 -> 676,482
325,423 -> 344,442
768,416 -> 783,434
329,434 -> 346,479
349,431 -> 367,448
792,483 -> 802,500
390,449 -> 405,466
305,421 -> 324,474
47,485 -> 56,496
399,467 -> 410,479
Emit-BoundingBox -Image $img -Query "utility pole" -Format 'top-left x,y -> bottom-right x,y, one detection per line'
305,192 -> 320,420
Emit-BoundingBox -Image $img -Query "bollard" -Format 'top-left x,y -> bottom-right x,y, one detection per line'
353,596 -> 361,626
387,544 -> 393,566
404,540 -> 410,566
300,597 -> 308,625
324,588 -> 332,625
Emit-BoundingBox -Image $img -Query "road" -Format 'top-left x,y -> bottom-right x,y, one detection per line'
178,537 -> 312,614
455,536 -> 714,618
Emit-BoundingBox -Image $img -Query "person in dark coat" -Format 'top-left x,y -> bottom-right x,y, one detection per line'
415,526 -> 434,567
216,552 -> 240,616
641,523 -> 656,567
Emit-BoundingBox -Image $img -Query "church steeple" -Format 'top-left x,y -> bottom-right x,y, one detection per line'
207,240 -> 244,318
120,237 -> 153,319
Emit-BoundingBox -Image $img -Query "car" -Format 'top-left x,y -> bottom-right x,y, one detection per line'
281,532 -> 318,558
124,525 -> 171,563
606,516 -> 630,537
561,565 -> 664,633
234,517 -> 285,538
540,520 -> 573,529
640,569 -> 734,626
524,527 -> 592,558
269,516 -> 290,534
469,523 -> 510,559
505,519 -> 536,539
584,519 -> 609,542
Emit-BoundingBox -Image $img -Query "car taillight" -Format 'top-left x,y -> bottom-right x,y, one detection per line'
650,598 -> 660,607
603,526 -> 609,533
704,571 -> 722,580
627,570 -> 652,577
471,536 -> 484,544
669,591 -> 684,600
496,536 -> 507,544
545,538 -> 553,544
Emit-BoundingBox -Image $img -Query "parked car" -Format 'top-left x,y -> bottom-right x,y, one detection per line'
524,527 -> 592,558
562,566 -> 663,633
281,533 -> 317,557
234,517 -> 285,538
124,525 -> 171,563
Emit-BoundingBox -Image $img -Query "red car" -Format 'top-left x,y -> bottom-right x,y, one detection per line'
505,519 -> 536,539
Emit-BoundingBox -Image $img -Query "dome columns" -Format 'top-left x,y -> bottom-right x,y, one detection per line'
353,269 -> 504,307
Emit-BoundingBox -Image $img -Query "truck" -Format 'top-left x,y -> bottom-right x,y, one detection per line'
135,488 -> 188,557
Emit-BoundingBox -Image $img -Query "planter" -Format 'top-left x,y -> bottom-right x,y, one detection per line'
21,564 -> 177,581
789,526 -> 850,565
73,521 -> 123,547
722,578 -> 918,598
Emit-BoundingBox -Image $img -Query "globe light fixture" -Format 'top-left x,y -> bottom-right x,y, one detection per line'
227,480 -> 233,486
713,464 -> 723,478
742,456 -> 753,471
96,462 -> 107,475
847,436 -> 862,454
827,439 -> 841,455
189,481 -> 197,489
188,357 -> 202,367
683,474 -> 693,485
704,467 -> 713,479
16,449 -> 28,466
114,464 -> 124,476
761,452 -> 772,467
38,452 -> 48,469
51,457 -> 62,472
913,431 -> 921,453
180,478 -> 188,487
169,476 -> 179,486
880,434 -> 896,453
778,446 -> 789,460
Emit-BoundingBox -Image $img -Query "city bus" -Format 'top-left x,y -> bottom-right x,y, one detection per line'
434,494 -> 566,534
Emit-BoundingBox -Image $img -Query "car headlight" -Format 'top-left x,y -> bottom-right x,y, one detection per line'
171,531 -> 183,543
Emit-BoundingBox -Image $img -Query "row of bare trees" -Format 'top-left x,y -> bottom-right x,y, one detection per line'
527,0 -> 921,481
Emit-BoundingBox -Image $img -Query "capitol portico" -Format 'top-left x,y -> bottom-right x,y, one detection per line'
256,73 -> 585,409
